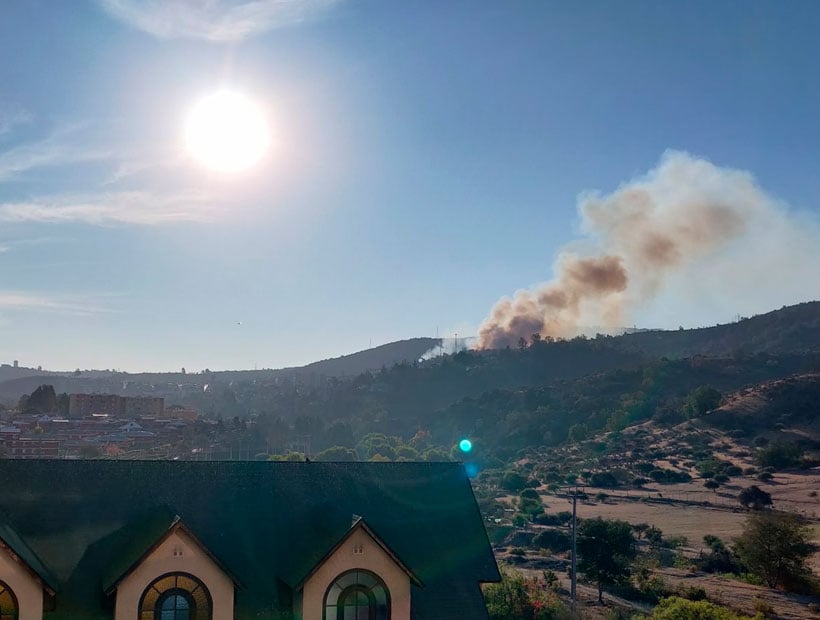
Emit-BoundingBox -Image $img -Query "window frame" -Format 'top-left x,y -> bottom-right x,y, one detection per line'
322,569 -> 390,620
0,580 -> 18,620
137,572 -> 212,620
156,588 -> 195,620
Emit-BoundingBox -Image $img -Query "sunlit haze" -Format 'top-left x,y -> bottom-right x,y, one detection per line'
185,91 -> 271,172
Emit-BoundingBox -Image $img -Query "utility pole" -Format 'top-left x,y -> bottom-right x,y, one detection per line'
571,486 -> 578,602
563,484 -> 581,603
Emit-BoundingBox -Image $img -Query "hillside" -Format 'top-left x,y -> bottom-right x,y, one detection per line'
618,301 -> 820,358
699,372 -> 820,434
3,303 -> 819,459
0,337 -> 440,403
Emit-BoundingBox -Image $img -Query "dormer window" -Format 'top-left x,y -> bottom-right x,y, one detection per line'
0,581 -> 18,620
324,570 -> 389,620
138,573 -> 211,620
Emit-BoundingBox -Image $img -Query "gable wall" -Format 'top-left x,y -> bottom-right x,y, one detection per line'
114,529 -> 234,620
300,528 -> 410,620
0,544 -> 43,620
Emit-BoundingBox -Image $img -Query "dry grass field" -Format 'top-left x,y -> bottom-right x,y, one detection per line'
497,467 -> 820,616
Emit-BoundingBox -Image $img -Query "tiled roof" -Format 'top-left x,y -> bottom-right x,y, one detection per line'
0,521 -> 57,592
0,460 -> 499,619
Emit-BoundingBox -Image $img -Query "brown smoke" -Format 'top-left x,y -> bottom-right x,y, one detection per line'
476,152 -> 756,349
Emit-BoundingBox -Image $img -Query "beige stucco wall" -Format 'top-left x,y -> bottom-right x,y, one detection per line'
113,528 -> 234,620
300,527 -> 410,620
0,544 -> 44,620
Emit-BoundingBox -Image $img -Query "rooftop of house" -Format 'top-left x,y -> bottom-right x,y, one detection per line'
0,459 -> 499,619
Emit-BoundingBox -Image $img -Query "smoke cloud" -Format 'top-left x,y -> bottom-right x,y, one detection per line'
477,151 -> 820,349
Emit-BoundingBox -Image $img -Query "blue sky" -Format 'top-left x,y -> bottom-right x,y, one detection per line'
1,1 -> 819,371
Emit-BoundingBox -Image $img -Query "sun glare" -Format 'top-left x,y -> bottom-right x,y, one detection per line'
185,91 -> 271,173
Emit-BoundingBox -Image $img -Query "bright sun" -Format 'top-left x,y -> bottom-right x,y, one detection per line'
185,91 -> 271,173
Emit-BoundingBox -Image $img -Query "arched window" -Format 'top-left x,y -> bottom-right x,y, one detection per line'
323,570 -> 389,620
0,581 -> 17,620
138,573 -> 211,620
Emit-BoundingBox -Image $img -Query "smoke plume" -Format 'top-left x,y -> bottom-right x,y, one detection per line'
477,151 -> 819,349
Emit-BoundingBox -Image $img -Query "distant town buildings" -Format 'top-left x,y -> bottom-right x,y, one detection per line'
68,393 -> 164,418
0,393 -> 204,460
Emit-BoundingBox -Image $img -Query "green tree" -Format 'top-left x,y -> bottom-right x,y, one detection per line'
532,529 -> 571,553
733,511 -> 813,588
395,445 -> 420,461
642,596 -> 759,619
357,433 -> 397,460
56,392 -> 70,416
645,525 -> 664,548
422,447 -> 451,462
684,385 -> 722,418
577,517 -> 636,602
22,384 -> 57,413
738,485 -> 772,510
315,446 -> 358,461
518,488 -> 543,518
500,471 -> 528,493
567,423 -> 588,443
756,442 -> 803,469
698,535 -> 739,574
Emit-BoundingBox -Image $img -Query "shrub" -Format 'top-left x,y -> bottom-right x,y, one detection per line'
698,535 -> 741,574
753,598 -> 775,617
500,471 -> 528,493
590,471 -> 619,488
756,442 -> 803,469
678,585 -> 708,601
483,568 -> 572,620
643,596 -> 758,619
650,468 -> 691,484
532,529 -> 571,553
487,525 -> 514,545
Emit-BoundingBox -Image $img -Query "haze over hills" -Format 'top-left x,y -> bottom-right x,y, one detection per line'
1,302 -> 818,406
0,337 -> 440,402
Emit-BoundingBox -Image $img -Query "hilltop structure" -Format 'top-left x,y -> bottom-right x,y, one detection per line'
0,460 -> 498,619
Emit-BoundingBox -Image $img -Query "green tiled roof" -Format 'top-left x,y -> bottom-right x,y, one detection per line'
0,460 -> 499,620
292,517 -> 422,590
0,521 -> 57,592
